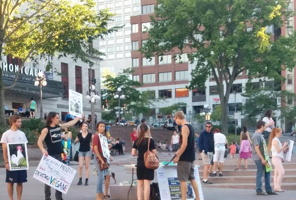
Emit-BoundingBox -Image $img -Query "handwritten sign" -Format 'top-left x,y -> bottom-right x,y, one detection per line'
33,155 -> 77,194
157,165 -> 204,200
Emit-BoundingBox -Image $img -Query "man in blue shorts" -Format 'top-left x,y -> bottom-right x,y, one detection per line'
1,115 -> 28,200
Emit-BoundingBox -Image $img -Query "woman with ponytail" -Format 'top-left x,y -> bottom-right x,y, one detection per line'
267,128 -> 288,192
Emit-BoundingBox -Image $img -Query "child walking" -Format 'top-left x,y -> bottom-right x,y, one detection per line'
235,134 -> 251,170
229,142 -> 237,159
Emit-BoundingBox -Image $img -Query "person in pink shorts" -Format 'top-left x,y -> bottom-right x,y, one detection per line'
235,133 -> 251,170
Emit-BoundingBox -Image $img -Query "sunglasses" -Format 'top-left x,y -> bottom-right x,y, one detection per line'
206,126 -> 212,128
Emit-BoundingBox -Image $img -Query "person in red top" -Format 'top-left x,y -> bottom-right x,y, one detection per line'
130,128 -> 138,145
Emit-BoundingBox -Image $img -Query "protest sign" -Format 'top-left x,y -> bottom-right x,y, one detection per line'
69,89 -> 83,118
7,143 -> 29,171
285,139 -> 294,162
33,155 -> 76,194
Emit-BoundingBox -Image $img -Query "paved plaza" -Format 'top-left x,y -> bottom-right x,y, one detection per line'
1,149 -> 296,200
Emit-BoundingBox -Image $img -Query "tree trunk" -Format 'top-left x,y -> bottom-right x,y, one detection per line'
220,96 -> 229,135
0,68 -> 7,127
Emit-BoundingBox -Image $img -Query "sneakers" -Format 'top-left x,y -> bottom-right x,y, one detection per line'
202,180 -> 213,184
267,191 -> 278,195
219,173 -> 223,177
209,172 -> 217,177
256,191 -> 267,195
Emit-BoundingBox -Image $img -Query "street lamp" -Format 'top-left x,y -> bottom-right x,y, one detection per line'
86,83 -> 100,133
34,71 -> 47,119
200,104 -> 211,121
114,87 -> 125,121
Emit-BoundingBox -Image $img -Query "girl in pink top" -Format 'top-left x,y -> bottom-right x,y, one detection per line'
235,133 -> 251,170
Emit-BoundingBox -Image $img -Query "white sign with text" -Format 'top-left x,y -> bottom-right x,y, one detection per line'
69,89 -> 83,118
33,155 -> 77,194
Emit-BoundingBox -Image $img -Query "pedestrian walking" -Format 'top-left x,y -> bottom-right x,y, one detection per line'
229,142 -> 237,159
132,123 -> 157,200
199,122 -> 214,184
262,109 -> 275,145
1,115 -> 28,200
268,128 -> 288,192
235,133 -> 251,170
173,111 -> 200,200
170,131 -> 180,152
74,123 -> 92,186
212,128 -> 227,176
29,97 -> 37,118
37,112 -> 80,200
252,120 -> 277,196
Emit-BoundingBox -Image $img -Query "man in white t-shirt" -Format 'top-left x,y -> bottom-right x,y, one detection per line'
170,131 -> 180,151
212,129 -> 227,176
1,115 -> 28,200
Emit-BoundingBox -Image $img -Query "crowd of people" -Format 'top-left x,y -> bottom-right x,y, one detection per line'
0,108 -> 292,199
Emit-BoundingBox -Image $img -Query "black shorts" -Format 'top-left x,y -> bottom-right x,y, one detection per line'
30,109 -> 35,112
6,170 -> 27,183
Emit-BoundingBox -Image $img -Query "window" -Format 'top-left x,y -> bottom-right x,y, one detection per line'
175,71 -> 188,80
132,58 -> 139,67
142,57 -> 155,66
159,55 -> 172,65
159,72 -> 172,82
210,86 -> 218,95
125,44 -> 131,50
246,82 -> 260,91
143,74 -> 155,83
116,46 -> 123,51
230,84 -> 242,93
142,4 -> 154,14
193,88 -> 206,96
228,103 -> 242,115
142,90 -> 155,99
175,54 -> 189,63
288,74 -> 292,85
132,24 -> 138,33
117,53 -> 123,58
159,89 -> 172,98
61,63 -> 69,98
75,66 -> 82,93
142,22 -> 151,32
132,41 -> 139,50
107,47 -> 114,52
133,75 -> 139,82
175,88 -> 189,98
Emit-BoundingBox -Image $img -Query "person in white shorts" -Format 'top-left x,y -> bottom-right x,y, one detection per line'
212,128 -> 227,176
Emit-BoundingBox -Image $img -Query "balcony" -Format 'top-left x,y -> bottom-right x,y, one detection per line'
192,95 -> 206,102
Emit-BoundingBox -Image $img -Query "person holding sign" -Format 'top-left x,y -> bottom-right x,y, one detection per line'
93,122 -> 111,200
1,115 -> 28,200
37,112 -> 81,200
173,111 -> 200,200
252,121 -> 277,196
267,128 -> 288,192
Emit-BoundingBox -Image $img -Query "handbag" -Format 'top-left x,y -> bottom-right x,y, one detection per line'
74,151 -> 79,162
144,137 -> 159,170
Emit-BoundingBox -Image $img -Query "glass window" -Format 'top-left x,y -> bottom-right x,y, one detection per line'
288,74 -> 292,85
142,22 -> 151,32
192,88 -> 206,96
133,75 -> 139,82
132,24 -> 138,33
117,53 -> 123,58
142,5 -> 154,14
159,72 -> 172,82
159,89 -> 172,98
142,57 -> 155,66
132,58 -> 139,67
125,44 -> 131,50
175,71 -> 188,80
230,84 -> 242,93
132,41 -> 139,50
143,74 -> 155,83
159,55 -> 172,65
142,90 -> 155,99
175,88 -> 189,98
175,54 -> 189,63
210,86 -> 218,95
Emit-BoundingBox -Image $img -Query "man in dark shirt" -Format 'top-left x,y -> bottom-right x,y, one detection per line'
198,122 -> 214,184
173,111 -> 200,200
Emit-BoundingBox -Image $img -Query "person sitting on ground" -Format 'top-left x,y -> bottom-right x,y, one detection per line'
110,138 -> 124,155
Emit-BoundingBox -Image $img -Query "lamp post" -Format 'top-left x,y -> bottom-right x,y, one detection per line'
34,71 -> 47,119
114,87 -> 125,121
200,104 -> 212,122
86,83 -> 100,133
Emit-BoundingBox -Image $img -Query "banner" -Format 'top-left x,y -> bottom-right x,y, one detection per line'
285,139 -> 294,162
157,165 -> 204,200
33,155 -> 77,194
7,143 -> 29,171
69,89 -> 83,118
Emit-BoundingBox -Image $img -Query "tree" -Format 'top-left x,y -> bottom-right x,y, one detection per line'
102,69 -> 151,120
159,102 -> 187,116
0,0 -> 118,126
211,105 -> 222,122
141,0 -> 296,134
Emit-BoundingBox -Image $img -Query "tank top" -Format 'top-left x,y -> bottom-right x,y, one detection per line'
44,125 -> 63,155
179,124 -> 195,162
78,132 -> 92,152
271,137 -> 284,159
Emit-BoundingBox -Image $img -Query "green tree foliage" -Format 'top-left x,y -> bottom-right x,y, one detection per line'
102,69 -> 151,120
141,0 -> 296,134
0,0 -> 118,126
159,102 -> 187,116
211,105 -> 222,122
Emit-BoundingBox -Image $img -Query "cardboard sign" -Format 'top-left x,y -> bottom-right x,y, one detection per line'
157,165 -> 204,200
69,89 -> 83,118
33,155 -> 77,194
7,143 -> 29,171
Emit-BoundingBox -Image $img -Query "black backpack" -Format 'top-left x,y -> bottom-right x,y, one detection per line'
150,182 -> 160,200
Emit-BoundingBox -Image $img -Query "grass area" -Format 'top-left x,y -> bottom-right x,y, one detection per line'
226,133 -> 240,144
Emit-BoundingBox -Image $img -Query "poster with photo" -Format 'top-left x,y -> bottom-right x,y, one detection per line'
69,89 -> 83,118
7,143 -> 29,171
33,155 -> 77,194
157,165 -> 204,200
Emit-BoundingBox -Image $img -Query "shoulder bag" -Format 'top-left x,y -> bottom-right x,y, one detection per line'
144,137 -> 159,170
